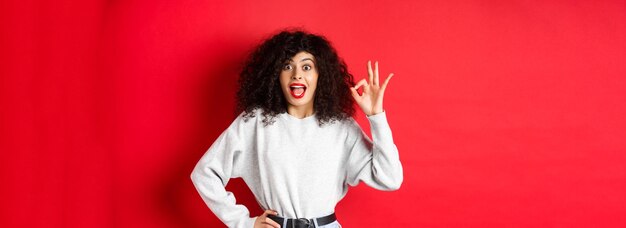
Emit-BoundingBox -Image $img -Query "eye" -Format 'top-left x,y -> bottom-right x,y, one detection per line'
283,64 -> 293,70
302,65 -> 312,71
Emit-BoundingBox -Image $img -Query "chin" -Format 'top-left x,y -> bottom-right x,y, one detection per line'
286,97 -> 312,107
288,100 -> 308,107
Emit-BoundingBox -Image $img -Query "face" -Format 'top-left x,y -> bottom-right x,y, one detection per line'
279,51 -> 319,110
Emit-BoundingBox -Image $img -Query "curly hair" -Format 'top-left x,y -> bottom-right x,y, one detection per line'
236,29 -> 355,126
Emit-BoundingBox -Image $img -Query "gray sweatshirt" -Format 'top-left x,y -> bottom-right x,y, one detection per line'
190,108 -> 403,228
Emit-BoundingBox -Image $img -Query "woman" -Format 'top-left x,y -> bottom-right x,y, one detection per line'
191,29 -> 403,228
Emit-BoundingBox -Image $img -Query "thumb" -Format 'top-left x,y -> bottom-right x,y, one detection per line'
264,209 -> 278,216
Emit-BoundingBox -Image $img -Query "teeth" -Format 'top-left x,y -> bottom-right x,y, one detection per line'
290,85 -> 305,90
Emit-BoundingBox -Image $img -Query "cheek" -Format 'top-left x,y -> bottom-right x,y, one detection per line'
307,73 -> 319,89
279,73 -> 289,87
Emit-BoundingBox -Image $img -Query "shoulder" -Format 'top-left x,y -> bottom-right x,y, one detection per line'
337,116 -> 360,129
225,108 -> 263,134
324,116 -> 363,139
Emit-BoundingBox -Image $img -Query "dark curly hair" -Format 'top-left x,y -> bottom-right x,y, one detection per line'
236,29 -> 355,126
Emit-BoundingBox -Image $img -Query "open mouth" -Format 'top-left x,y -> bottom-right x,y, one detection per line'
289,83 -> 307,99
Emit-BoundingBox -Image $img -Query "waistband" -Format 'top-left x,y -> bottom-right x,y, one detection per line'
267,212 -> 337,228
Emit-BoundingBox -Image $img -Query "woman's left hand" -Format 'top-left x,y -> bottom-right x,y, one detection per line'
350,60 -> 394,116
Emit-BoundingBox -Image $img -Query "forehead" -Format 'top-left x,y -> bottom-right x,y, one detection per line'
288,51 -> 315,62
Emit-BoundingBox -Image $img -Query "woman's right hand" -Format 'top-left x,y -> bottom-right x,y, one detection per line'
254,209 -> 281,228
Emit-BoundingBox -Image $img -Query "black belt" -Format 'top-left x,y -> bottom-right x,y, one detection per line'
267,213 -> 336,228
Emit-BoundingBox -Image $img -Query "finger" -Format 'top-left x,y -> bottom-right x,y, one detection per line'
381,73 -> 394,93
260,210 -> 274,219
265,217 -> 281,228
264,209 -> 278,215
353,79 -> 368,90
367,60 -> 373,85
374,61 -> 380,86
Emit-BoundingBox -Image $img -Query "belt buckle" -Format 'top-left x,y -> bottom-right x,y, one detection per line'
296,218 -> 312,228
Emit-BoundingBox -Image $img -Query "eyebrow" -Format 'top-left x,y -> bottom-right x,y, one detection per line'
300,58 -> 314,63
287,57 -> 315,63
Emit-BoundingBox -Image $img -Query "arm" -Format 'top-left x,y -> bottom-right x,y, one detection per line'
190,117 -> 256,228
345,112 -> 403,190
347,60 -> 403,190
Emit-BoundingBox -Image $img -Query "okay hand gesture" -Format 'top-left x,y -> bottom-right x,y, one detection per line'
350,60 -> 394,116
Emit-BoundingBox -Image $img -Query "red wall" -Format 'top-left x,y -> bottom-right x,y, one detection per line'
2,0 -> 625,227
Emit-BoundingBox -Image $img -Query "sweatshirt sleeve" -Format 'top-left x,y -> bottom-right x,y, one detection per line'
345,111 -> 404,191
190,116 -> 256,228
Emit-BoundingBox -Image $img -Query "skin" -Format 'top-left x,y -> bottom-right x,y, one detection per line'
255,54 -> 393,228
351,60 -> 394,116
279,51 -> 319,119
255,210 -> 281,228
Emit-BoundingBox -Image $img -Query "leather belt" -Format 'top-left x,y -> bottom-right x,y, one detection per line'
267,213 -> 336,228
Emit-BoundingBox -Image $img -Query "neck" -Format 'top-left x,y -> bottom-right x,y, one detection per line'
286,104 -> 314,119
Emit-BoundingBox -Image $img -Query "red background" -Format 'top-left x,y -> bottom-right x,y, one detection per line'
1,0 -> 625,227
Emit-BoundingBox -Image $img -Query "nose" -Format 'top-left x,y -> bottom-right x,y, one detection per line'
291,74 -> 302,80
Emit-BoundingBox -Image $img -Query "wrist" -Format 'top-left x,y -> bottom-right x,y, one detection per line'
367,109 -> 384,116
